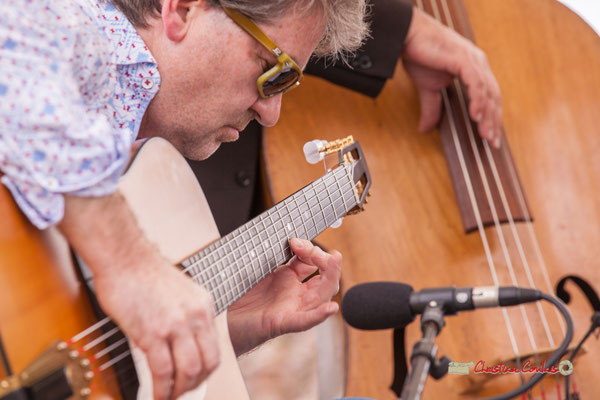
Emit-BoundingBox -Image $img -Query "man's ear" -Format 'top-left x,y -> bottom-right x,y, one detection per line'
161,0 -> 202,42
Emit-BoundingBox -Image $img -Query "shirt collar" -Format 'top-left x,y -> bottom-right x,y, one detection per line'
94,1 -> 157,66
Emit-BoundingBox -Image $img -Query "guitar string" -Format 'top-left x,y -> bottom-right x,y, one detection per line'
68,165 -> 351,344
84,179 -> 357,390
184,165 -> 357,310
63,165 -> 360,389
201,182 -> 355,309
416,0 -> 526,387
182,165 -> 352,291
185,173 -> 354,311
436,0 -> 570,395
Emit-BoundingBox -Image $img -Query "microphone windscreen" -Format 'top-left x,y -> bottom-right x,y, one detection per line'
341,282 -> 415,330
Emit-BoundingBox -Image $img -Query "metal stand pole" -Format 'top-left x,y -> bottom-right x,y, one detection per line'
399,302 -> 450,400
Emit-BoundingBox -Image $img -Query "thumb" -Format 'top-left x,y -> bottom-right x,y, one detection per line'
418,89 -> 442,133
283,302 -> 339,334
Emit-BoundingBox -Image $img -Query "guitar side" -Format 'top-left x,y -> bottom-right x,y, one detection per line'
0,180 -> 123,398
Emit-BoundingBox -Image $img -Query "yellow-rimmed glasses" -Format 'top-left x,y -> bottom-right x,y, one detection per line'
223,7 -> 303,98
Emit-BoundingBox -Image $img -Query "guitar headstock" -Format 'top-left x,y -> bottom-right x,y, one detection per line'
303,136 -> 371,213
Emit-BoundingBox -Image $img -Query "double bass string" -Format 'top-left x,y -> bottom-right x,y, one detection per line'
437,0 -> 575,391
432,0 -> 544,360
437,0 -> 555,351
504,146 -> 567,336
417,0 -> 533,391
431,0 -> 576,395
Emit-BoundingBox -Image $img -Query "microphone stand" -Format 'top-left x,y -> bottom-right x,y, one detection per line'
399,301 -> 450,400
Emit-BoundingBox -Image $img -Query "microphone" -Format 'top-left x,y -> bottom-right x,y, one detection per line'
341,282 -> 542,330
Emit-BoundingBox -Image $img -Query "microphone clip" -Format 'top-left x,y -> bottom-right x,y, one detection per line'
400,302 -> 452,400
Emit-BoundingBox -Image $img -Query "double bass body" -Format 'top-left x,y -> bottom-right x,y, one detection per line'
264,0 -> 600,398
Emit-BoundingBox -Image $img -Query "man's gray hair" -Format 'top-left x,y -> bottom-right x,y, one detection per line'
111,0 -> 369,58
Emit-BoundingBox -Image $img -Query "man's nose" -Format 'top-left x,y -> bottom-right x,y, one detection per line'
252,93 -> 283,127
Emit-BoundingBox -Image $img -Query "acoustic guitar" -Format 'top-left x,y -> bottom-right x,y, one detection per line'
0,135 -> 370,399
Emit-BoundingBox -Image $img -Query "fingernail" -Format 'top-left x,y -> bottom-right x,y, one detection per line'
493,136 -> 501,149
327,303 -> 339,313
290,238 -> 303,248
476,113 -> 483,122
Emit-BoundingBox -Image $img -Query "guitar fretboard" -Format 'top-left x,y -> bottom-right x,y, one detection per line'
180,164 -> 358,314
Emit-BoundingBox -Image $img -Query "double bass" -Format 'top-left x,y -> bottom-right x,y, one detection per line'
264,0 -> 600,398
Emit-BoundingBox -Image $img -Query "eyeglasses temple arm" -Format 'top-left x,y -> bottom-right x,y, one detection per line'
223,8 -> 283,58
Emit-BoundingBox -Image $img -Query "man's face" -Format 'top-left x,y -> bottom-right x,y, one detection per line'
140,3 -> 325,160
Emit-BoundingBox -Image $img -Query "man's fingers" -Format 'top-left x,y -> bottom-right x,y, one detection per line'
288,258 -> 318,281
283,302 -> 339,333
145,342 -> 174,400
418,89 -> 442,133
289,239 -> 341,281
192,317 -> 221,383
170,332 -> 202,399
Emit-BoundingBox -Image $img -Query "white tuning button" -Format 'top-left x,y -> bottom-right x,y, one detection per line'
303,139 -> 328,164
331,218 -> 343,228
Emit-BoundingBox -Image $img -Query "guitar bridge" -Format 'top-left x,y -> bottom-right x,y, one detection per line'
0,341 -> 93,400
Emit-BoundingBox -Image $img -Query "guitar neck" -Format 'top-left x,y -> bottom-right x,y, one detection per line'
180,164 -> 358,314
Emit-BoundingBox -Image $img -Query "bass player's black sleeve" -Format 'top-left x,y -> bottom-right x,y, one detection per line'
305,0 -> 413,98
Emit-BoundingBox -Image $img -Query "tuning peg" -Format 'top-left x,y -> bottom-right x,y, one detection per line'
303,139 -> 328,164
331,217 -> 343,228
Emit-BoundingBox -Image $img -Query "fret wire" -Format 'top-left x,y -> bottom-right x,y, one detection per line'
227,232 -> 243,294
255,217 -> 269,278
218,243 -> 294,312
320,176 -> 333,224
310,179 -> 326,233
299,191 -> 313,238
241,237 -> 255,285
268,209 -> 283,264
325,175 -> 338,223
260,213 -> 276,273
187,167 -> 358,311
293,195 -> 308,240
336,167 -> 350,213
285,197 -> 298,239
224,238 -> 244,294
256,215 -> 271,287
284,200 -> 295,240
221,262 -> 233,307
249,218 -> 263,284
213,184 -> 352,304
304,185 -> 318,238
237,228 -> 253,290
216,192 -> 355,310
268,209 -> 284,266
316,183 -> 328,232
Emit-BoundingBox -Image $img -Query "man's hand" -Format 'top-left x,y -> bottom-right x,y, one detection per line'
402,7 -> 503,147
227,238 -> 342,356
59,193 -> 220,400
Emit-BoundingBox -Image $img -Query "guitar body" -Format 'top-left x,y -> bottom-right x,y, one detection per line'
119,138 -> 249,400
0,178 -> 122,399
263,0 -> 600,398
0,138 -> 250,399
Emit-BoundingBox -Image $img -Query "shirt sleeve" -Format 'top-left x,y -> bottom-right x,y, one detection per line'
305,0 -> 414,98
0,1 -> 131,229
